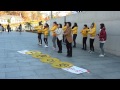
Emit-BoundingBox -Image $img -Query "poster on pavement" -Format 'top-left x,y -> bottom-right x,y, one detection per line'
62,66 -> 89,74
17,50 -> 29,54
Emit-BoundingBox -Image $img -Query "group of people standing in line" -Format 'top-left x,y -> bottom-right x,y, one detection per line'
37,21 -> 107,58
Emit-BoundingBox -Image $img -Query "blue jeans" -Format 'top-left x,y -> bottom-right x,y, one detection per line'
52,36 -> 57,48
100,43 -> 105,55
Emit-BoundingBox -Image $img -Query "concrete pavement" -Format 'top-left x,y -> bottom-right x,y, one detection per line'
0,31 -> 120,79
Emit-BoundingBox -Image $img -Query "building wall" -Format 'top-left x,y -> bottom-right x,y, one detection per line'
48,11 -> 120,56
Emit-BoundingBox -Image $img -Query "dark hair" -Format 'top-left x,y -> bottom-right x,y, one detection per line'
100,23 -> 105,29
74,23 -> 78,27
44,23 -> 49,28
64,22 -> 67,26
46,23 -> 49,27
67,22 -> 71,27
84,24 -> 87,27
91,22 -> 94,27
58,24 -> 62,28
53,21 -> 57,25
0,24 -> 1,26
72,22 -> 78,29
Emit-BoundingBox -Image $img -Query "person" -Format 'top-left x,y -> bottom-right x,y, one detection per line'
50,22 -> 58,50
72,22 -> 78,48
2,26 -> 4,32
37,23 -> 43,45
62,22 -> 67,45
80,24 -> 89,50
88,23 -> 96,53
97,23 -> 107,57
55,24 -> 63,53
4,28 -> 6,32
64,22 -> 73,57
19,24 -> 22,32
0,24 -> 2,34
16,27 -> 18,31
7,24 -> 11,33
43,23 -> 49,48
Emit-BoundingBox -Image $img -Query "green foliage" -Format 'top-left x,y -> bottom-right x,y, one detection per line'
7,19 -> 10,23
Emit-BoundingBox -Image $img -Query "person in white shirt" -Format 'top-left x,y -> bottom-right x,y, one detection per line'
55,24 -> 63,53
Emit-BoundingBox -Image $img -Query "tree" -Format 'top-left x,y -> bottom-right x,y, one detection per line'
25,22 -> 32,30
7,19 -> 11,24
0,11 -> 7,15
21,11 -> 31,21
0,11 -> 44,22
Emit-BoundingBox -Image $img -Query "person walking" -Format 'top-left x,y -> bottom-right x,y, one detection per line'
0,24 -> 3,34
2,26 -> 4,32
19,24 -> 22,32
55,24 -> 63,53
88,23 -> 96,53
64,22 -> 73,57
50,22 -> 58,50
80,24 -> 89,50
97,23 -> 107,57
72,22 -> 78,48
7,24 -> 11,33
43,23 -> 49,48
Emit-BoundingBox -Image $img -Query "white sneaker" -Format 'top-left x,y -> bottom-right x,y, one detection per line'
44,45 -> 47,47
89,51 -> 95,54
38,43 -> 42,45
99,54 -> 104,57
39,43 -> 42,46
44,45 -> 48,48
88,50 -> 91,53
45,45 -> 48,48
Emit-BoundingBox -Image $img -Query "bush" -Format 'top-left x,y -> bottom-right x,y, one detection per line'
25,30 -> 37,33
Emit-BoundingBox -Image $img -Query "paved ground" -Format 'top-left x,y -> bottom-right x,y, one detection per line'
0,31 -> 120,79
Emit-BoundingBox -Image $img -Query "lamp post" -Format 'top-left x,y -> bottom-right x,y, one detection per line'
50,11 -> 53,19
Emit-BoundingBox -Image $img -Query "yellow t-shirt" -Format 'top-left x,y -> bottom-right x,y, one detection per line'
50,25 -> 58,37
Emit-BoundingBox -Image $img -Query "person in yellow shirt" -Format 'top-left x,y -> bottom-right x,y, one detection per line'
37,24 -> 43,45
72,23 -> 78,48
50,22 -> 58,50
62,22 -> 67,44
43,23 -> 49,48
80,24 -> 89,50
88,22 -> 96,53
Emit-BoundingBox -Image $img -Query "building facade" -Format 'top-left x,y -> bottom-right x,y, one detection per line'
0,15 -> 24,24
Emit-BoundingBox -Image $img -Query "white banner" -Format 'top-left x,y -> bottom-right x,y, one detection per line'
62,66 -> 89,74
17,50 -> 29,54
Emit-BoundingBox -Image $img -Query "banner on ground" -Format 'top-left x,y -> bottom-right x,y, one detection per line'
62,66 -> 89,74
18,50 -> 89,74
17,50 -> 29,54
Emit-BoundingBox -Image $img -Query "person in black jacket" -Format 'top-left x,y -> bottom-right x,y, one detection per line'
7,24 -> 11,33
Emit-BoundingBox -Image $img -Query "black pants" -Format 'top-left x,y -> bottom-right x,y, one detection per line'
57,38 -> 62,51
8,29 -> 10,32
63,35 -> 65,43
83,37 -> 87,50
90,38 -> 95,52
38,33 -> 42,44
66,39 -> 72,56
73,34 -> 77,47
44,38 -> 48,45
